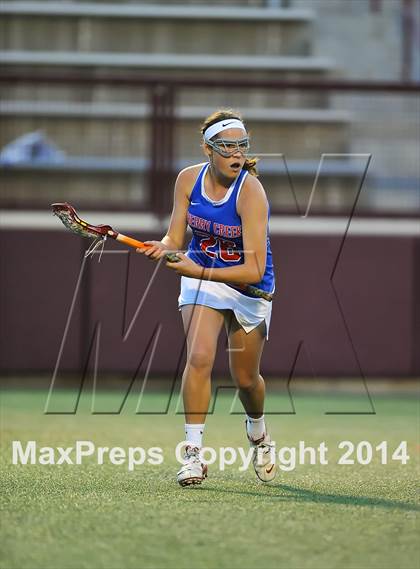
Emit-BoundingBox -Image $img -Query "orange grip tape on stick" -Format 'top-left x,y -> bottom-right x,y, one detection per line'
116,232 -> 179,262
115,233 -> 150,250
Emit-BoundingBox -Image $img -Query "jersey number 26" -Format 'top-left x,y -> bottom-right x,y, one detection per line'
200,235 -> 242,262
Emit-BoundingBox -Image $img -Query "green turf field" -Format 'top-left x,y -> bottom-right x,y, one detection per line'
1,386 -> 419,569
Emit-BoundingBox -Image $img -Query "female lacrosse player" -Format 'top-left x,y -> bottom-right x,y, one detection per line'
137,110 -> 276,486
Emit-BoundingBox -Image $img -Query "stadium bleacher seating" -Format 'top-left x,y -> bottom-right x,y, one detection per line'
0,0 -> 401,211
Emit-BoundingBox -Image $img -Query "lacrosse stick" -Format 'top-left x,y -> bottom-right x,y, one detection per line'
51,202 -> 179,262
51,202 -> 272,301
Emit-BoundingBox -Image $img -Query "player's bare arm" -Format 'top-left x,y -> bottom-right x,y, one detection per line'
137,166 -> 199,260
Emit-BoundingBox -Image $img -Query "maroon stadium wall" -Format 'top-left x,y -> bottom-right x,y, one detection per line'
0,229 -> 419,378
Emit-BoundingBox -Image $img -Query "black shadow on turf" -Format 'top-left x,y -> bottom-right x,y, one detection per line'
195,484 -> 420,512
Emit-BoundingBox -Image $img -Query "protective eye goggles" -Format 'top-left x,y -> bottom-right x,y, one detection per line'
205,137 -> 250,158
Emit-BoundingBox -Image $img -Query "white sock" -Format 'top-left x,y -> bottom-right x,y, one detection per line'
246,415 -> 266,441
185,423 -> 205,448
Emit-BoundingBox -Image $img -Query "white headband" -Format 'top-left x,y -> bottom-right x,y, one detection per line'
203,119 -> 246,141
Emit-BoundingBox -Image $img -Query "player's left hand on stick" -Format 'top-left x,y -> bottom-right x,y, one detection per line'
136,240 -> 171,260
165,252 -> 202,278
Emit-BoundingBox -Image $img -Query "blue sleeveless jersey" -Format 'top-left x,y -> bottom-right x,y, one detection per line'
186,163 -> 275,298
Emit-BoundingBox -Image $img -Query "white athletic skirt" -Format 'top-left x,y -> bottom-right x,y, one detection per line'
178,276 -> 273,339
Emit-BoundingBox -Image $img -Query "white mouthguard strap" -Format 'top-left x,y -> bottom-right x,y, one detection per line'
203,119 -> 246,141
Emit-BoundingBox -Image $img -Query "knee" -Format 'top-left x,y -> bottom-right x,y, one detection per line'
187,351 -> 214,374
232,370 -> 260,392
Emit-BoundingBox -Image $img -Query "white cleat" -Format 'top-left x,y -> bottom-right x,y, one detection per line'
248,431 -> 277,483
177,446 -> 208,487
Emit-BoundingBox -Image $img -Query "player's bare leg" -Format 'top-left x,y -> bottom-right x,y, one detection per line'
181,304 -> 225,422
177,304 -> 225,486
226,314 -> 276,482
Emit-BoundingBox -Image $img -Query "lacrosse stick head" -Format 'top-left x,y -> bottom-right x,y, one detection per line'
51,202 -> 114,240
